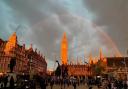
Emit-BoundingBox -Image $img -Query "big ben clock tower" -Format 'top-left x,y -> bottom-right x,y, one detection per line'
61,32 -> 68,65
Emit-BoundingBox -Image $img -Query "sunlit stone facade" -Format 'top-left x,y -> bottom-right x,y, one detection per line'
89,56 -> 128,79
105,57 -> 128,79
67,64 -> 89,77
26,46 -> 47,75
0,32 -> 47,75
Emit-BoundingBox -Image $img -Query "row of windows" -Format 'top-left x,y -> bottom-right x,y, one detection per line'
69,68 -> 88,71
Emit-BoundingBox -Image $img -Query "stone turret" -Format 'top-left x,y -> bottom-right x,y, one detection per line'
99,48 -> 104,61
89,54 -> 93,65
28,44 -> 33,51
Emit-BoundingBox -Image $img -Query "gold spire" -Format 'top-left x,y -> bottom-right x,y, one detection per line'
8,32 -> 17,45
93,57 -> 98,64
4,32 -> 17,54
99,48 -> 104,60
99,48 -> 107,65
28,44 -> 33,51
89,54 -> 93,65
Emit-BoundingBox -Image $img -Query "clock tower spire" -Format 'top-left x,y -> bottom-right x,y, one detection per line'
61,32 -> 68,65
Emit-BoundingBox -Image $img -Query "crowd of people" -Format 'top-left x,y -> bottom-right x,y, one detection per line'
33,75 -> 128,89
0,74 -> 15,89
36,75 -> 80,89
0,73 -> 128,89
97,78 -> 128,89
38,75 -> 128,89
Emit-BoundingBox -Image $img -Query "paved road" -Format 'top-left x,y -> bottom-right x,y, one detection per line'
37,84 -> 98,89
47,85 -> 98,89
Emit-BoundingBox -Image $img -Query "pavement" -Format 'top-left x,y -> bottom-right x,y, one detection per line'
37,84 -> 98,89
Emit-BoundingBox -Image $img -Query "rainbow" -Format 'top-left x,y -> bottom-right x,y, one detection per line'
31,14 -> 122,57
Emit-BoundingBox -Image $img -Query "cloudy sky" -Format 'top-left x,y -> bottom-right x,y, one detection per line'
0,0 -> 128,70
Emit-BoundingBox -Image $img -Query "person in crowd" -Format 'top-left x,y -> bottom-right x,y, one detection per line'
63,78 -> 67,89
30,79 -> 36,89
89,86 -> 92,89
50,78 -> 54,89
3,75 -> 8,88
0,76 -> 2,85
108,81 -> 111,89
123,81 -> 127,89
67,79 -> 70,87
111,81 -> 114,89
1,83 -> 4,89
10,76 -> 14,89
39,76 -> 47,89
73,79 -> 77,89
60,78 -> 63,89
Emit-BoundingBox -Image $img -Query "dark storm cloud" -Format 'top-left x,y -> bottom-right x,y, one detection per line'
4,0 -> 69,25
4,0 -> 50,25
83,0 -> 128,55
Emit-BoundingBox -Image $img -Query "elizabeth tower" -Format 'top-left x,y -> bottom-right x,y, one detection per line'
61,33 -> 68,65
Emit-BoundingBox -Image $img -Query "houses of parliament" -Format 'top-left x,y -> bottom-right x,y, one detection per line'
60,33 -> 128,79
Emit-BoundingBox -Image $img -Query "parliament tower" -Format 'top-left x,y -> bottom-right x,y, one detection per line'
61,33 -> 68,65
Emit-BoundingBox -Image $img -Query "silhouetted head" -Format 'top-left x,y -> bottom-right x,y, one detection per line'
89,87 -> 92,89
